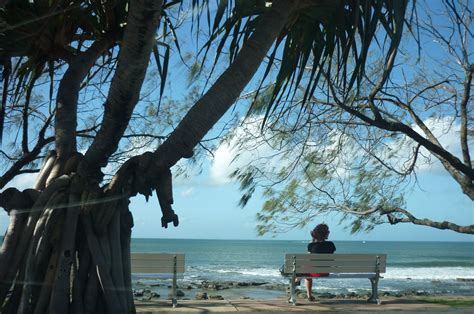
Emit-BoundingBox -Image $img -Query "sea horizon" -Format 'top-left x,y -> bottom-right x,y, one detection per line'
129,237 -> 473,243
1,235 -> 473,243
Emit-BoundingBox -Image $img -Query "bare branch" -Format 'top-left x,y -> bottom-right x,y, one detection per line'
386,207 -> 474,234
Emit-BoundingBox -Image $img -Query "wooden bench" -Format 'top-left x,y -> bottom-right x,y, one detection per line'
131,253 -> 185,308
283,253 -> 387,305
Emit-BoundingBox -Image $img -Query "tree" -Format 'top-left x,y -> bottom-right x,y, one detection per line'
229,0 -> 473,235
0,0 -> 408,312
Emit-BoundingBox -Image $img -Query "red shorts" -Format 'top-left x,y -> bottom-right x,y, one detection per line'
308,273 -> 329,277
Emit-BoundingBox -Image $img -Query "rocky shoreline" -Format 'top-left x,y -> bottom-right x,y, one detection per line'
132,279 -> 460,302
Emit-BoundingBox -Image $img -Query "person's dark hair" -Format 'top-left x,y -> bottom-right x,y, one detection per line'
310,223 -> 330,241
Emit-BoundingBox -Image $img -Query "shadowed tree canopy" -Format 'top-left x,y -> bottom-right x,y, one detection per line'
0,0 -> 411,312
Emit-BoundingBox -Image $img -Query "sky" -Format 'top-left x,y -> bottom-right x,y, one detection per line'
1,1 -> 473,243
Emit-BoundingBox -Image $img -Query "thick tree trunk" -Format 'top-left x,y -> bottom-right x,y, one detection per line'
0,1 -> 164,313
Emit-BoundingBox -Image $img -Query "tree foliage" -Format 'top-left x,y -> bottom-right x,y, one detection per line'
230,0 -> 473,235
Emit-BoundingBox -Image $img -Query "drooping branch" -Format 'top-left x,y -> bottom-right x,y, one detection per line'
332,204 -> 474,234
325,73 -> 474,199
385,208 -> 474,234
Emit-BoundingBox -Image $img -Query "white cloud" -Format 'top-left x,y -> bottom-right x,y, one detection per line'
210,143 -> 235,184
392,116 -> 463,174
210,116 -> 279,185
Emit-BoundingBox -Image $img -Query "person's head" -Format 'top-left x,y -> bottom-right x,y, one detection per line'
310,223 -> 330,241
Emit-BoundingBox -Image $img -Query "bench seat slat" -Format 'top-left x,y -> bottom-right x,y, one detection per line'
131,253 -> 185,261
285,253 -> 387,261
284,266 -> 383,273
325,273 -> 379,279
284,260 -> 386,267
131,266 -> 185,273
284,254 -> 387,274
291,273 -> 379,279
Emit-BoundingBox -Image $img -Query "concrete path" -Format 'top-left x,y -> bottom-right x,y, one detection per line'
135,297 -> 473,313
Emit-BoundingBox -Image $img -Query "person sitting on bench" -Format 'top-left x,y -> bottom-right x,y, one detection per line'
305,223 -> 336,301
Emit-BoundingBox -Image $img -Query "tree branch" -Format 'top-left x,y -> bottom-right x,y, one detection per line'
460,70 -> 472,169
386,207 -> 474,234
0,114 -> 54,189
55,37 -> 114,158
80,0 -> 164,179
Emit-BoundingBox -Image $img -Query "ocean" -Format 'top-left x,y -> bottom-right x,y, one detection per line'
131,239 -> 474,296
1,237 -> 472,296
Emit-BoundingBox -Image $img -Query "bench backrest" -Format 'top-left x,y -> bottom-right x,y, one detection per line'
131,253 -> 185,274
284,254 -> 387,274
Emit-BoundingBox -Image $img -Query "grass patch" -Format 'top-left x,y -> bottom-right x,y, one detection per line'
419,297 -> 474,308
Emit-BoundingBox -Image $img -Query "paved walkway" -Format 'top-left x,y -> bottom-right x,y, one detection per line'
135,297 -> 474,313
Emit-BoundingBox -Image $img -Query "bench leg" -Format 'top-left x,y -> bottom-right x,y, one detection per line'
289,277 -> 297,305
172,274 -> 178,308
368,277 -> 381,305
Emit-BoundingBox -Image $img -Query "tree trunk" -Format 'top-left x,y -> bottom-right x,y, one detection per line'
0,0 -> 164,312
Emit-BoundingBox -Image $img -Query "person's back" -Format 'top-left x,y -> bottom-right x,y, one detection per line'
305,223 -> 336,300
308,240 -> 336,254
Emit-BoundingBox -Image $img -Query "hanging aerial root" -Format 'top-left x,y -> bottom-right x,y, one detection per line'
33,249 -> 60,314
34,151 -> 57,190
0,186 -> 58,307
49,192 -> 82,314
82,213 -> 125,313
108,203 -> 127,312
2,256 -> 26,313
19,192 -> 67,313
0,209 -> 28,281
120,208 -> 134,313
91,157 -> 137,235
0,176 -> 70,309
155,168 -> 178,228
